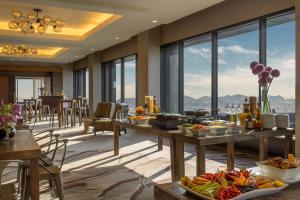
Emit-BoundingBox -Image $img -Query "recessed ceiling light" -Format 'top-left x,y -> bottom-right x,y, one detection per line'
115,37 -> 119,40
90,48 -> 95,51
152,20 -> 158,23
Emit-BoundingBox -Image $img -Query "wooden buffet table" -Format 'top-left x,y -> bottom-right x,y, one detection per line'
172,128 -> 294,181
113,120 -> 182,181
154,181 -> 300,200
113,120 -> 294,181
0,130 -> 41,200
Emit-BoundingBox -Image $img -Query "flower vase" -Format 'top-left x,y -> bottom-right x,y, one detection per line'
261,87 -> 271,114
0,126 -> 16,141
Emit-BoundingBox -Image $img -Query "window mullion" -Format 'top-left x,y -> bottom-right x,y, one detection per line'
212,32 -> 218,118
259,17 -> 267,105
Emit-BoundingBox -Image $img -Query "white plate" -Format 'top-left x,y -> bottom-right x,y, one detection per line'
178,181 -> 288,200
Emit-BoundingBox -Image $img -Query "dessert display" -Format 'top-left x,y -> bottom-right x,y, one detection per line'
179,169 -> 287,200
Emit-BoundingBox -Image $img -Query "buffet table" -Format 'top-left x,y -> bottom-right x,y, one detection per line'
154,181 -> 300,200
113,120 -> 294,181
113,120 -> 182,180
172,128 -> 294,181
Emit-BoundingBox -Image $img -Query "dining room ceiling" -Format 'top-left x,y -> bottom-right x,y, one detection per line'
0,0 -> 224,64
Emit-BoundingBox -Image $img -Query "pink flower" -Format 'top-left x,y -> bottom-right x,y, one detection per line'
258,77 -> 267,86
270,69 -> 280,78
265,66 -> 272,72
255,64 -> 265,74
250,61 -> 259,70
261,70 -> 270,78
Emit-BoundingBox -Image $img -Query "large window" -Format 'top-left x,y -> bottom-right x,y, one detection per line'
184,35 -> 212,111
161,10 -> 295,117
124,55 -> 136,110
74,68 -> 88,98
218,22 -> 259,114
16,77 -> 44,102
102,55 -> 137,111
114,60 -> 122,103
266,12 -> 295,114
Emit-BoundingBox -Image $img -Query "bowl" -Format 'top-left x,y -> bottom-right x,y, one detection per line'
189,128 -> 208,137
177,125 -> 187,134
256,161 -> 300,181
133,119 -> 146,125
209,127 -> 227,135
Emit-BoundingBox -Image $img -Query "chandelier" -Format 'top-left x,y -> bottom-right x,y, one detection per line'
8,9 -> 64,34
1,45 -> 38,56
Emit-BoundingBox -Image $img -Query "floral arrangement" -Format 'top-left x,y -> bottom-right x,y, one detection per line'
250,61 -> 280,113
0,100 -> 22,139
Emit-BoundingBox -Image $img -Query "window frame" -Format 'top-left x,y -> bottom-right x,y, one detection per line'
160,8 -> 295,116
101,54 -> 137,107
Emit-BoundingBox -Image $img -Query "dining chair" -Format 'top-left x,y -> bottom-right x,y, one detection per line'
23,138 -> 68,200
0,160 -> 25,200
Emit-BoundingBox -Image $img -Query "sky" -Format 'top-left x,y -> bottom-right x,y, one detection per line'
183,13 -> 295,100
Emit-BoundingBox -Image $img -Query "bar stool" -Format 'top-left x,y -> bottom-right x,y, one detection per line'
74,97 -> 88,125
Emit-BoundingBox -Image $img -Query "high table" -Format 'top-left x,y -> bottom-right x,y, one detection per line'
154,182 -> 300,200
172,128 -> 294,181
57,99 -> 76,128
0,130 -> 41,200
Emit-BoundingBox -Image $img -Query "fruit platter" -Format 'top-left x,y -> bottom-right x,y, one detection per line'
179,169 -> 288,200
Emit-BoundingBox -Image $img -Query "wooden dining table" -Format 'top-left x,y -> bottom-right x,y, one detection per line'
0,130 -> 41,200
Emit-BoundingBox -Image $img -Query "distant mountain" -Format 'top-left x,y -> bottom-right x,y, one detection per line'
122,94 -> 295,114
184,94 -> 295,114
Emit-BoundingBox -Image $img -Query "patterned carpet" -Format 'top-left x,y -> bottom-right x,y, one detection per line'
2,121 -> 259,200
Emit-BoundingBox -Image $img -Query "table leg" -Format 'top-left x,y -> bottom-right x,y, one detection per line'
171,137 -> 185,181
73,103 -> 76,126
284,135 -> 293,158
30,159 -> 39,200
196,145 -> 205,175
227,142 -> 235,170
259,136 -> 268,161
158,136 -> 163,151
114,124 -> 120,156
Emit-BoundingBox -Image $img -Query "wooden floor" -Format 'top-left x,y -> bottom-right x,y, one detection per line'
2,121 -> 260,200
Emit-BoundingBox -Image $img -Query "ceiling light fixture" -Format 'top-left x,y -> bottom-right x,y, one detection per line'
115,37 -> 119,40
90,48 -> 95,51
8,8 -> 64,34
1,45 -> 38,57
152,20 -> 158,23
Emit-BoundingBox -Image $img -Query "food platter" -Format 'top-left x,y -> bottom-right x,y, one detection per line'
177,169 -> 288,200
178,181 -> 288,200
